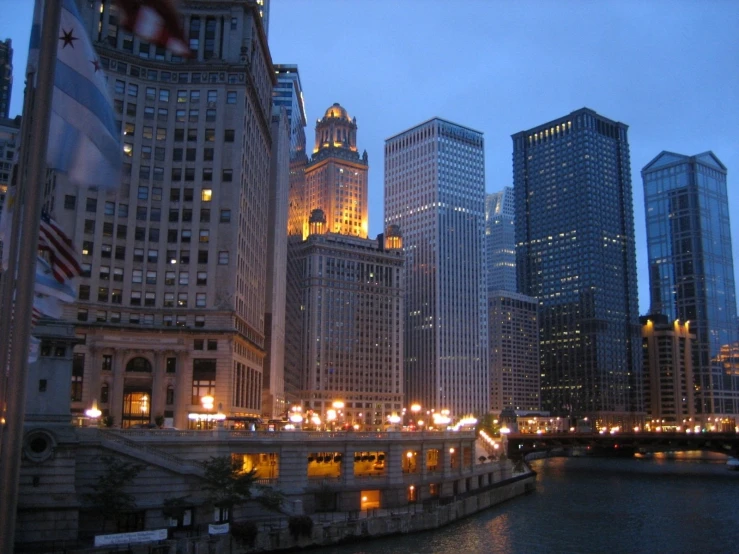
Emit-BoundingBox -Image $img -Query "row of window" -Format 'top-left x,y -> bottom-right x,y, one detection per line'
76,310 -> 208,326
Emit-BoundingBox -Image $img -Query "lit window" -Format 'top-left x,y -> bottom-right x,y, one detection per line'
201,189 -> 212,202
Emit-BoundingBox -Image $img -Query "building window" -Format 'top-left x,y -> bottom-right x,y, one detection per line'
166,357 -> 177,374
196,272 -> 207,286
79,284 -> 90,300
220,210 -> 231,223
224,129 -> 234,142
166,386 -> 175,405
195,316 -> 205,328
71,354 -> 84,401
196,293 -> 206,307
218,251 -> 229,265
101,383 -> 110,403
64,195 -> 76,210
192,359 -> 216,405
226,91 -> 236,104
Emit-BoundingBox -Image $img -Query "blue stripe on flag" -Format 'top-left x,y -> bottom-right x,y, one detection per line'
55,60 -> 119,139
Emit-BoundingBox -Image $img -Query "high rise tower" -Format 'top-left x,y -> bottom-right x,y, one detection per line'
50,0 -> 275,429
287,105 -> 404,427
485,187 -> 516,293
385,118 -> 488,416
513,108 -> 642,427
642,151 -> 739,421
0,39 -> 12,119
303,103 -> 368,239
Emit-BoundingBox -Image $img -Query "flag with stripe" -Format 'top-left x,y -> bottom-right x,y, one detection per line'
116,0 -> 190,57
28,0 -> 121,189
37,211 -> 82,284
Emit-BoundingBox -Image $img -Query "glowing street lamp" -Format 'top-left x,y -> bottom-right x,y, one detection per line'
85,399 -> 102,423
201,395 -> 215,411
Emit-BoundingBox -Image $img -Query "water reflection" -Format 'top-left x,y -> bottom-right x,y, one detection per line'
322,453 -> 739,554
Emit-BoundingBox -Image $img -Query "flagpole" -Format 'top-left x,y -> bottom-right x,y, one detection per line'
0,78 -> 36,445
0,0 -> 62,551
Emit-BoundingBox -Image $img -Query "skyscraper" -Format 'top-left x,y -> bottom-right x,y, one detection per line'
273,64 -> 308,404
385,118 -> 488,416
513,108 -> 642,426
51,0 -> 275,429
642,151 -> 739,420
0,39 -> 12,119
485,187 -> 516,293
304,103 -> 368,239
287,104 -> 404,427
488,291 -> 539,413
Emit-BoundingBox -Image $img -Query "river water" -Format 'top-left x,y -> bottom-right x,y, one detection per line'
319,452 -> 739,554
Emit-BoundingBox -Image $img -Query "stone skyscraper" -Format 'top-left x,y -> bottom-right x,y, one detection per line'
385,118 -> 488,416
50,0 -> 275,429
288,104 -> 404,427
642,151 -> 739,421
513,108 -> 642,427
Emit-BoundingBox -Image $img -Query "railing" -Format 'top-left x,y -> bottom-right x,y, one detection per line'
105,428 -> 476,441
80,428 -> 203,474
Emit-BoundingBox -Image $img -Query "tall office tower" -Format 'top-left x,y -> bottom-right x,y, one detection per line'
304,103 -> 368,239
385,118 -> 489,417
262,106 -> 289,418
485,188 -> 516,293
642,151 -> 739,420
0,39 -> 12,119
291,228 -> 405,428
273,64 -> 308,404
273,64 -> 308,238
287,105 -> 404,426
640,314 -> 695,428
513,108 -> 642,427
488,291 -> 540,413
50,1 -> 275,429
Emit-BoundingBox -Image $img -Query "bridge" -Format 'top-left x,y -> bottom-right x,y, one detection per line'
505,432 -> 739,459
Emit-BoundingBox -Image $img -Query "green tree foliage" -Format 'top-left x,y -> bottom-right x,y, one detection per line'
201,455 -> 257,510
84,455 -> 145,532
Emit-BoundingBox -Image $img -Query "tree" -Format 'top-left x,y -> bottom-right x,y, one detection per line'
201,455 -> 257,517
84,455 -> 145,532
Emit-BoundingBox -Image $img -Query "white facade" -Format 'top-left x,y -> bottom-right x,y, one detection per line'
384,118 -> 489,416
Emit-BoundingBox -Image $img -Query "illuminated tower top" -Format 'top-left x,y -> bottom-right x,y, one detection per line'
304,103 -> 368,238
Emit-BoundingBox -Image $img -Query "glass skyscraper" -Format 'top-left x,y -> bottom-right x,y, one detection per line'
385,118 -> 489,416
642,151 -> 739,420
513,108 -> 642,426
485,187 -> 516,293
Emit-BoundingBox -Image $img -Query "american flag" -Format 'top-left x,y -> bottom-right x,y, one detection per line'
116,0 -> 190,57
37,211 -> 83,284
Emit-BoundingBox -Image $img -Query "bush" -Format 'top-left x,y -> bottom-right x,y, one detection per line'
288,515 -> 313,540
231,520 -> 258,547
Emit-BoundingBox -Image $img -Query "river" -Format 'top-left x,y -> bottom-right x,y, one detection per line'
318,452 -> 739,554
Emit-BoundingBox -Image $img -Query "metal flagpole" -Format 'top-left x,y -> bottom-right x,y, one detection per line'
0,76 -> 36,447
0,0 -> 62,551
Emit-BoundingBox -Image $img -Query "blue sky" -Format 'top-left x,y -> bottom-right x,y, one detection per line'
3,1 -> 739,315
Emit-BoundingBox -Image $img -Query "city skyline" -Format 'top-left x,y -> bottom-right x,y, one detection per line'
3,0 -> 739,315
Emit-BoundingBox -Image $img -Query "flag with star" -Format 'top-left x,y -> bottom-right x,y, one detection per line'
115,0 -> 190,57
28,0 -> 121,189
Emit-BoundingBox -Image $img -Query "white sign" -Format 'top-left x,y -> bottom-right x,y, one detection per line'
94,528 -> 168,547
209,522 -> 230,535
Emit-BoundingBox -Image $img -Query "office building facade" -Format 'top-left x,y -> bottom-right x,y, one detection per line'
488,291 -> 539,413
50,0 -> 275,429
0,38 -> 12,119
385,118 -> 488,416
640,314 -> 695,428
485,188 -> 516,293
513,108 -> 642,426
287,105 -> 404,426
642,151 -> 739,420
273,64 -> 308,404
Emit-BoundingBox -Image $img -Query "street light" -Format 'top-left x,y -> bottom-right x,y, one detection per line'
85,399 -> 102,424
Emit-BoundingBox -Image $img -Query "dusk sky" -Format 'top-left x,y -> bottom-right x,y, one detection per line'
3,0 -> 739,315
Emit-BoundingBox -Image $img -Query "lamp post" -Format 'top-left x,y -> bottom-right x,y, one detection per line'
410,404 -> 421,430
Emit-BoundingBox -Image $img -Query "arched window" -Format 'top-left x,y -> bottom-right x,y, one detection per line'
126,357 -> 152,373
